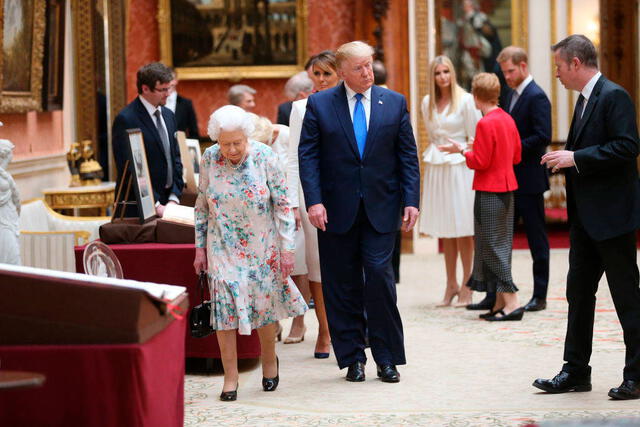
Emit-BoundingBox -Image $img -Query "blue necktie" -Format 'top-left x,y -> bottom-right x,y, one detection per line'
353,93 -> 367,157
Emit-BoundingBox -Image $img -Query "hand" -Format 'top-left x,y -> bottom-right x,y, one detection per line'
155,204 -> 166,217
280,250 -> 295,278
307,203 -> 328,231
401,206 -> 419,232
438,139 -> 464,154
540,150 -> 575,173
193,247 -> 207,275
293,207 -> 301,231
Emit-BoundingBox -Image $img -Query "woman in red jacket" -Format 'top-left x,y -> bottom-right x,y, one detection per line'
440,72 -> 523,321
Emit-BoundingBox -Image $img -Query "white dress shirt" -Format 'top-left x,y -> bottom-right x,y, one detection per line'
138,95 -> 179,203
579,71 -> 602,118
165,90 -> 177,113
344,84 -> 371,130
509,74 -> 533,111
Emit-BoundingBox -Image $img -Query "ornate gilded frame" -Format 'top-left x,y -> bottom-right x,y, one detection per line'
158,0 -> 308,80
0,0 -> 46,113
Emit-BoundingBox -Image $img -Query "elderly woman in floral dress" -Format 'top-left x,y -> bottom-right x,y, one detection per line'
193,105 -> 307,402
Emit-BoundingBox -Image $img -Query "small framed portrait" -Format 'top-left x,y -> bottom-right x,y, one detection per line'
126,129 -> 156,222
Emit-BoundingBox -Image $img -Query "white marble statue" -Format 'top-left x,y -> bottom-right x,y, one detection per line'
0,137 -> 21,265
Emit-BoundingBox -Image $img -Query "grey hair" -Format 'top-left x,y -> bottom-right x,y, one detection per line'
551,34 -> 598,69
227,84 -> 257,105
284,71 -> 314,100
207,105 -> 255,141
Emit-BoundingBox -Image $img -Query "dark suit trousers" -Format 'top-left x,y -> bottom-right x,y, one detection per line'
514,192 -> 550,299
317,204 -> 405,369
563,222 -> 640,380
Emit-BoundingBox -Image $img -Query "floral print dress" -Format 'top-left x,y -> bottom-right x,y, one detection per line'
195,140 -> 307,335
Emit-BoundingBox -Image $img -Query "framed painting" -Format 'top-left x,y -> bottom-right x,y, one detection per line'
158,0 -> 308,80
0,0 -> 46,113
43,0 -> 65,111
127,129 -> 157,223
436,0 -> 528,91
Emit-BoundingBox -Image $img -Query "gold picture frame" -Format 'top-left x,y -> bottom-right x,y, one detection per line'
0,0 -> 46,113
435,0 -> 528,90
158,0 -> 308,81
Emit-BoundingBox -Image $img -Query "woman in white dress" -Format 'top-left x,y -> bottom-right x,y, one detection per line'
286,51 -> 338,358
420,55 -> 481,307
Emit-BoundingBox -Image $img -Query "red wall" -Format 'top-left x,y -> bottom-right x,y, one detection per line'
126,0 -> 355,138
0,111 -> 64,160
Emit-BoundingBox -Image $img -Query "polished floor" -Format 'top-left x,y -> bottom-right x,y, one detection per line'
184,247 -> 640,426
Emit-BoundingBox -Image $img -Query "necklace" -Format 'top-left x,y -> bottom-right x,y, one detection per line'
225,152 -> 247,170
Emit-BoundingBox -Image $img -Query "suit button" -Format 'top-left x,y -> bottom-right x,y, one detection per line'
360,165 -> 364,169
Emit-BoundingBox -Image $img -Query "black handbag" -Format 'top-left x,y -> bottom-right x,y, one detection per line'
189,272 -> 214,338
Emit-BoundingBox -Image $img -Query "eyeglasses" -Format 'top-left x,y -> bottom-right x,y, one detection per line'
153,86 -> 171,93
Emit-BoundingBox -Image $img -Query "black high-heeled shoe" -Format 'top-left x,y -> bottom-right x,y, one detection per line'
219,383 -> 238,401
262,357 -> 279,392
479,307 -> 505,319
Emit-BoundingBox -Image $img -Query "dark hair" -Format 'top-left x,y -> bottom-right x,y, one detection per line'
372,60 -> 387,85
309,50 -> 337,72
136,62 -> 174,94
551,34 -> 598,69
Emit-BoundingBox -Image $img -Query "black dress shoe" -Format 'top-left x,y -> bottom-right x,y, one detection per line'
219,383 -> 238,401
608,380 -> 640,400
262,357 -> 279,391
479,308 -> 504,319
346,361 -> 366,382
524,297 -> 547,312
466,297 -> 496,311
377,364 -> 400,383
485,307 -> 524,321
533,371 -> 592,393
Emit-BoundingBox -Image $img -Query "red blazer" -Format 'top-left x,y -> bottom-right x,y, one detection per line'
464,108 -> 521,192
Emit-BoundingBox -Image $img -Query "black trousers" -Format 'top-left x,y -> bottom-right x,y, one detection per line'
317,205 -> 405,369
514,192 -> 550,299
563,223 -> 640,380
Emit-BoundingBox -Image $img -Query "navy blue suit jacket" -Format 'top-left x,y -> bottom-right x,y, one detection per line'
112,97 -> 184,205
566,75 -> 640,241
505,80 -> 551,194
298,83 -> 420,234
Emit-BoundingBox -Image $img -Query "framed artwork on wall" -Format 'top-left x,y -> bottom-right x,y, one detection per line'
127,129 -> 157,223
0,0 -> 46,113
158,0 -> 308,80
436,0 -> 528,91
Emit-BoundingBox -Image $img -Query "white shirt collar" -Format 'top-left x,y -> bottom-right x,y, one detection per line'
344,83 -> 372,101
138,95 -> 162,117
165,91 -> 177,113
514,74 -> 533,96
580,71 -> 602,101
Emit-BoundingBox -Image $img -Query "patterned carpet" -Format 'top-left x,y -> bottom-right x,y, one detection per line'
184,248 -> 640,426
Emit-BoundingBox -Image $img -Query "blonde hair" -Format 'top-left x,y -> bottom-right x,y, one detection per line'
336,41 -> 375,69
472,73 -> 500,105
249,114 -> 274,145
425,56 -> 465,120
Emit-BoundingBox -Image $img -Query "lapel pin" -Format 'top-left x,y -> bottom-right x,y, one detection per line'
378,100 -> 383,104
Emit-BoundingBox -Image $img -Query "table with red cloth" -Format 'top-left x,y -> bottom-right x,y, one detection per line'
74,243 -> 261,359
0,317 -> 185,427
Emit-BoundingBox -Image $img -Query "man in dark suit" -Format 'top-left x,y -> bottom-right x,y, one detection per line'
536,35 -> 640,400
112,62 -> 184,217
166,71 -> 200,139
299,41 -> 420,383
496,46 -> 551,313
277,71 -> 313,126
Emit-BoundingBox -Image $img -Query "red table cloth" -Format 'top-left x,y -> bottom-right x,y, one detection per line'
75,243 -> 260,359
0,317 -> 185,427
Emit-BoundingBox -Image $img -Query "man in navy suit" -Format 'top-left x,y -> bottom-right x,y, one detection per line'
299,41 -> 420,383
536,35 -> 640,400
112,62 -> 184,217
497,46 -> 551,313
